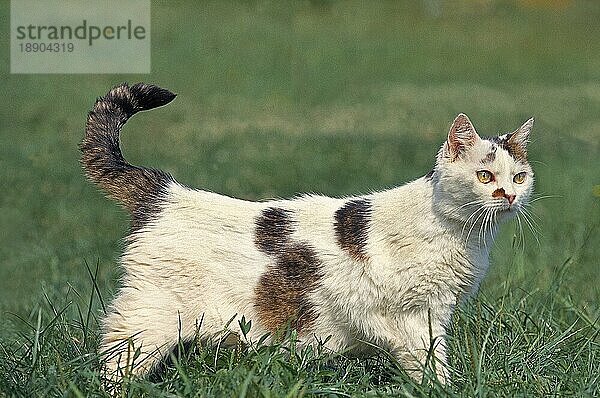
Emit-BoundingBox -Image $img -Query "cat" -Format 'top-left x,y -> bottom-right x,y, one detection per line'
80,83 -> 535,384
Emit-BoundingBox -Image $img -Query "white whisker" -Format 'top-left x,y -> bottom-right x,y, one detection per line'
466,206 -> 487,247
515,212 -> 525,253
521,207 -> 542,232
519,209 -> 541,247
478,208 -> 492,249
461,205 -> 486,240
521,204 -> 543,223
461,207 -> 481,235
529,194 -> 561,203
447,199 -> 486,217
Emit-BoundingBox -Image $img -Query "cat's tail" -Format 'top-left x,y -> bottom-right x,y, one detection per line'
80,82 -> 177,229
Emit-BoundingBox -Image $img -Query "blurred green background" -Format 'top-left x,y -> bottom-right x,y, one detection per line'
0,0 -> 598,341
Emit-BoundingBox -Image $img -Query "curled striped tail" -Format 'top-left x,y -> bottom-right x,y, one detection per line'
80,83 -> 177,230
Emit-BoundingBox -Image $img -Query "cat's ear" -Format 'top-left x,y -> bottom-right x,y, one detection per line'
505,118 -> 534,162
445,113 -> 480,161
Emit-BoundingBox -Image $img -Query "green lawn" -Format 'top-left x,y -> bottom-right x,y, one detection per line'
1,1 -> 599,396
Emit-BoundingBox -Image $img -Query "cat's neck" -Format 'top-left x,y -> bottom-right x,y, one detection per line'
372,177 -> 498,251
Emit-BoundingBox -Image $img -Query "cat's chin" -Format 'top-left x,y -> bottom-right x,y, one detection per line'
497,206 -> 520,220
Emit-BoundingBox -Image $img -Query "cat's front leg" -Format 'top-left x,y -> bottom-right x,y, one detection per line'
393,338 -> 448,384
388,311 -> 449,384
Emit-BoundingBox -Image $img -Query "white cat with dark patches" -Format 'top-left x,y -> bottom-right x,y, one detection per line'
81,83 -> 535,384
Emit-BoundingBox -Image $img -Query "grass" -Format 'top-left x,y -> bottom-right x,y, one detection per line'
1,272 -> 598,396
1,0 -> 599,396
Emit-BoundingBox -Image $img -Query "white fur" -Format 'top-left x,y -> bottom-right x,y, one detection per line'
100,116 -> 534,384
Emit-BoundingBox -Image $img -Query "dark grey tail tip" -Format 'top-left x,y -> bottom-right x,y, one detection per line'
100,82 -> 177,115
128,82 -> 177,111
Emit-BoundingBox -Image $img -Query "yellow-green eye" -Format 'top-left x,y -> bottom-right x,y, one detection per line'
476,170 -> 494,184
513,172 -> 527,184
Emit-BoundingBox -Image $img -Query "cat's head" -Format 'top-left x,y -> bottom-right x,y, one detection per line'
431,113 -> 534,226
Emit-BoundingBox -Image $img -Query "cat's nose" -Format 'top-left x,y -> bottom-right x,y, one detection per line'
505,193 -> 516,205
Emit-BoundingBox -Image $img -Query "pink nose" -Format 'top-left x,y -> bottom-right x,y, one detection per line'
505,193 -> 516,205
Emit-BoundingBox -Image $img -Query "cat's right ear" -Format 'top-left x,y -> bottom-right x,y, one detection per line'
444,113 -> 480,161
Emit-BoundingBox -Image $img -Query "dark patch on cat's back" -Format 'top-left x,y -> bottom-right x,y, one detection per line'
255,243 -> 322,335
334,199 -> 372,261
255,207 -> 293,255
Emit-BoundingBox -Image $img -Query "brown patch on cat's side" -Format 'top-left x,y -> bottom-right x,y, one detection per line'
255,243 -> 322,335
253,208 -> 322,334
254,207 -> 293,255
334,199 -> 372,262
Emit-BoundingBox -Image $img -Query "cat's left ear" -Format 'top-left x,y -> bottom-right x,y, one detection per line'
506,117 -> 534,162
445,113 -> 481,161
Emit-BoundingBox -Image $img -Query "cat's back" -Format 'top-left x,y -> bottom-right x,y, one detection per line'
122,182 -> 350,272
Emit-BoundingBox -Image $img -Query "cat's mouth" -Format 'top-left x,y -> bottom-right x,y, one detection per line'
491,201 -> 518,214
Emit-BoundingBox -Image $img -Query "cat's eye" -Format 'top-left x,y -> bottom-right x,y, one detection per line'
476,170 -> 494,184
513,172 -> 527,184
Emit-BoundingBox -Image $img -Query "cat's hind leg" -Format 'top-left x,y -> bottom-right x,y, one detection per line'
99,283 -> 201,381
